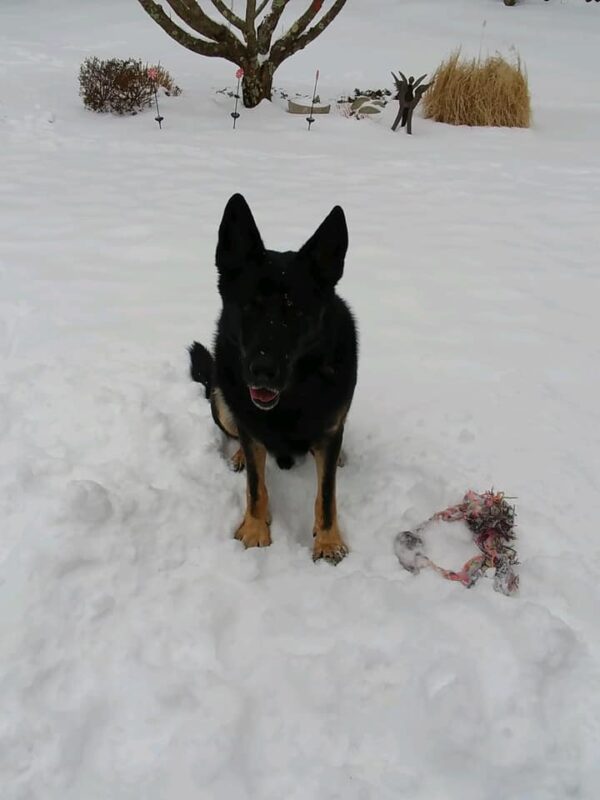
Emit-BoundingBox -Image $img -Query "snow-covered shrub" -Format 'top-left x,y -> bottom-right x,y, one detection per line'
338,88 -> 392,104
78,58 -> 180,115
422,50 -> 530,128
337,88 -> 391,120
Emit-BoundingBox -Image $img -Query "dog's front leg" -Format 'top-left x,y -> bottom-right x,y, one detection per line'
235,431 -> 271,548
312,427 -> 348,565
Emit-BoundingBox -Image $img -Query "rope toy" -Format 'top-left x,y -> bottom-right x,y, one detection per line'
394,490 -> 519,596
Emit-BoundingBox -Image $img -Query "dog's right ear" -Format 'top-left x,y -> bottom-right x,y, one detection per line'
216,194 -> 264,277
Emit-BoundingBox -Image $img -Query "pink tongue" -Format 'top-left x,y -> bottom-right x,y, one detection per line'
250,387 -> 278,403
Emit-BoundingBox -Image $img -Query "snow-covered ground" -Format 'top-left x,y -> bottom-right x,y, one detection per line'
2,1 -> 600,798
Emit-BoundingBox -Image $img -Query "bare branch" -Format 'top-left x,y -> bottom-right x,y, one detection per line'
292,0 -> 348,51
271,0 -> 348,66
136,0 -> 227,57
284,0 -> 323,41
256,0 -> 270,15
210,0 -> 246,32
257,0 -> 292,53
164,0 -> 241,47
245,0 -> 258,51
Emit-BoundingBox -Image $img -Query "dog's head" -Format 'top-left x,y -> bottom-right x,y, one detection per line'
216,193 -> 348,411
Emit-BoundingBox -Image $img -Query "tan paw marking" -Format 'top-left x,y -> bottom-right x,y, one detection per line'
235,518 -> 271,548
312,532 -> 349,565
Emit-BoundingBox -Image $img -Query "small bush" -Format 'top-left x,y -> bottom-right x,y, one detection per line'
422,50 -> 531,128
79,57 -> 180,115
150,64 -> 182,97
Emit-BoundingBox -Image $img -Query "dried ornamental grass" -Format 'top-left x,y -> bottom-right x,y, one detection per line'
422,50 -> 531,128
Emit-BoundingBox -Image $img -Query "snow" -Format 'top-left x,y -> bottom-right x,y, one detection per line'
2,0 -> 600,798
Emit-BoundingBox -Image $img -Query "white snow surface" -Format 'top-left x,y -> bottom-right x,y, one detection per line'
2,1 -> 600,798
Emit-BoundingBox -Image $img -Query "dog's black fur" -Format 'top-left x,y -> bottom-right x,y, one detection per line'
190,193 -> 357,562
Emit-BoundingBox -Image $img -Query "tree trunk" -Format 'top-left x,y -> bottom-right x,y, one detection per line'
241,62 -> 274,108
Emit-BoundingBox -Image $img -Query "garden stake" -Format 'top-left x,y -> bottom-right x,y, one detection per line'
232,68 -> 243,129
147,68 -> 164,129
306,70 -> 320,131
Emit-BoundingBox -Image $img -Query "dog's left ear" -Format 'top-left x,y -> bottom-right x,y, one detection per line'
299,206 -> 348,288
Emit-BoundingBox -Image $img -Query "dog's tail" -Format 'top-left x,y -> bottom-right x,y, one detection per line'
188,341 -> 213,399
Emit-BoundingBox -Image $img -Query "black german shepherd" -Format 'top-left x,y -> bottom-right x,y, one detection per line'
189,194 -> 357,564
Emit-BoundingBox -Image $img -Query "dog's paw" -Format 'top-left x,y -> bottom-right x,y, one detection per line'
235,517 -> 271,548
229,447 -> 245,472
312,532 -> 349,565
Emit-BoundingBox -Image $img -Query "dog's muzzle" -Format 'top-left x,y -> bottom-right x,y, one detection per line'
248,386 -> 280,411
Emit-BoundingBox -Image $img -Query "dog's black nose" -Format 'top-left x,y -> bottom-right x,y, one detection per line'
249,355 -> 278,386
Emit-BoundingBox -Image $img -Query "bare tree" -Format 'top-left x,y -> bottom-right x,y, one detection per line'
135,1 -> 348,108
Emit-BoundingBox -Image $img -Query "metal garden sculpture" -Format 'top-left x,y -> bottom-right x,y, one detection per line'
391,71 -> 431,135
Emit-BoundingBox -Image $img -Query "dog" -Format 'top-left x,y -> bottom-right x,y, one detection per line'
189,194 -> 358,564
